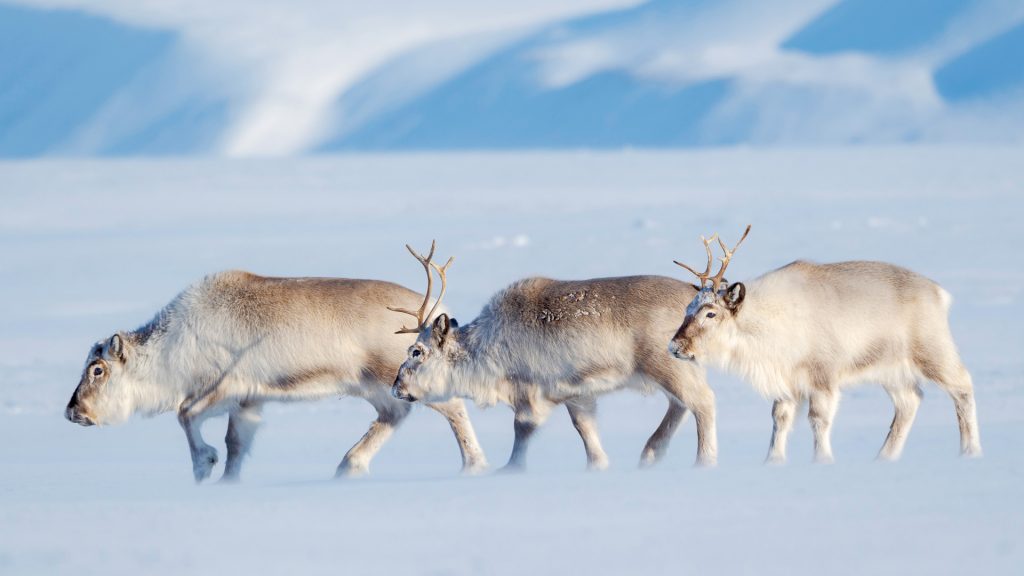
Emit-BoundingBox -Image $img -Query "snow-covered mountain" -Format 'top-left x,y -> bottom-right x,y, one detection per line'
0,4 -> 237,156
2,0 -> 1023,156
934,20 -> 1024,102
321,0 -> 1024,149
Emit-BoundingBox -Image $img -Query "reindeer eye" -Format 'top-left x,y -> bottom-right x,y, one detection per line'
92,366 -> 104,377
705,312 -> 716,319
411,349 -> 422,358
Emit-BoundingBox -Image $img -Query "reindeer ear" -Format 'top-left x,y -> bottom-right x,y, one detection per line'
432,314 -> 453,347
433,314 -> 451,336
724,282 -> 745,310
449,317 -> 459,329
107,334 -> 125,362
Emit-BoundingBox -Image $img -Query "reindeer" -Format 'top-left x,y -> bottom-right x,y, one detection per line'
669,225 -> 982,463
389,242 -> 717,471
65,262 -> 488,483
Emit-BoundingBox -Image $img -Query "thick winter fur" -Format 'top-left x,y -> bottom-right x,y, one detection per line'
65,271 -> 488,482
393,275 -> 716,470
669,260 -> 982,463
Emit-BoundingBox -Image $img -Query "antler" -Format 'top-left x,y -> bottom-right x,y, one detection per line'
675,225 -> 752,292
388,240 -> 454,334
674,233 -> 718,288
707,224 -> 751,292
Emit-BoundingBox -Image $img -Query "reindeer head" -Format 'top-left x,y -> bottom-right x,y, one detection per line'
394,313 -> 464,402
388,241 -> 463,403
66,333 -> 138,426
669,225 -> 751,362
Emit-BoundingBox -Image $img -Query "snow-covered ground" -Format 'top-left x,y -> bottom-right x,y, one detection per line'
1,147 -> 1022,574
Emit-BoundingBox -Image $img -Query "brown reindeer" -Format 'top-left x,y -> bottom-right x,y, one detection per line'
390,242 -> 716,471
65,261 -> 487,483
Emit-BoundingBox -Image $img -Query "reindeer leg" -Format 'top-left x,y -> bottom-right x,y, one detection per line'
808,388 -> 840,464
336,399 -> 411,478
766,396 -> 799,464
651,363 -> 717,467
640,399 -> 688,468
566,397 -> 609,471
501,393 -> 553,472
916,343 -> 982,458
178,388 -> 226,484
426,398 -> 488,474
878,384 -> 923,461
221,400 -> 263,482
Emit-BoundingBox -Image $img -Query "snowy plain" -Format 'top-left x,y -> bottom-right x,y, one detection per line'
1,147 -> 1022,575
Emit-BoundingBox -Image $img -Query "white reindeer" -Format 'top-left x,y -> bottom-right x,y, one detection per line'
668,225 -> 982,463
389,243 -> 716,471
65,261 -> 488,482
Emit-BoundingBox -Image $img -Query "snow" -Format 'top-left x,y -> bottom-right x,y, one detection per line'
0,147 -> 1021,574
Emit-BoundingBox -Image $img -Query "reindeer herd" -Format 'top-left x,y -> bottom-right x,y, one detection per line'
65,227 -> 982,483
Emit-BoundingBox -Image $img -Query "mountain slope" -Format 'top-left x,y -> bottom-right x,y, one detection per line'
3,0 -> 1024,155
320,0 -> 1024,150
782,0 -> 970,55
934,21 -> 1024,102
0,3 -> 234,156
319,0 -> 743,150
0,4 -> 174,156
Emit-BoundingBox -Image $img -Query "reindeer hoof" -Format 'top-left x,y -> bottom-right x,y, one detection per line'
694,456 -> 717,468
461,459 -> 489,476
192,446 -> 218,483
961,446 -> 983,459
335,459 -> 369,478
639,448 -> 661,469
496,463 -> 525,475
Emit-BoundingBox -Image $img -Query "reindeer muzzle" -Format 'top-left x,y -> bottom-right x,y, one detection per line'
391,380 -> 417,403
669,339 -> 695,361
65,404 -> 95,426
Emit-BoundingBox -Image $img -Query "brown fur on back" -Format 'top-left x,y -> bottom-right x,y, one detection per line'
490,275 -> 697,332
467,276 -> 699,390
201,271 -> 423,331
155,271 -> 433,394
